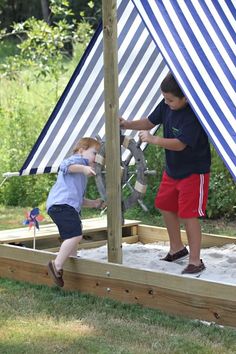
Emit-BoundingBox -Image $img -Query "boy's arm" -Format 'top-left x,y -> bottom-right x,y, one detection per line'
119,117 -> 155,131
82,198 -> 105,208
139,131 -> 186,151
68,164 -> 96,176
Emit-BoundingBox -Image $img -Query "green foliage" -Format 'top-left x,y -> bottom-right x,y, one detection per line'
0,1 -> 95,208
207,147 -> 236,219
50,0 -> 74,17
0,0 -> 101,31
142,137 -> 165,212
71,0 -> 101,28
0,0 -> 42,30
76,21 -> 94,46
0,75 -> 57,206
0,0 -> 93,91
0,43 -> 92,208
0,37 -> 19,60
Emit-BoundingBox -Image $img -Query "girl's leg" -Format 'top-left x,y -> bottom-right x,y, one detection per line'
54,235 -> 82,271
160,210 -> 185,253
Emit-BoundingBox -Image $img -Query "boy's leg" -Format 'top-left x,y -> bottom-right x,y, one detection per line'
54,235 -> 82,271
155,172 -> 186,256
181,218 -> 201,265
70,249 -> 78,257
178,173 -> 209,272
47,205 -> 83,286
160,210 -> 185,254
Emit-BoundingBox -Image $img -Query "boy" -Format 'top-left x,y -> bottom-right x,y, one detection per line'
47,137 -> 103,287
120,73 -> 211,274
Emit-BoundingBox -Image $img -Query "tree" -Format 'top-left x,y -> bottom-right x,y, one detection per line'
40,0 -> 51,24
0,0 -> 94,95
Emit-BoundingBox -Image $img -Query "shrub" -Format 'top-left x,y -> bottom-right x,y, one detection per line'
206,147 -> 236,219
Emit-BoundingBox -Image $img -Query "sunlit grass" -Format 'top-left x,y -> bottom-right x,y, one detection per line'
0,278 -> 235,354
0,205 -> 102,230
0,205 -> 236,238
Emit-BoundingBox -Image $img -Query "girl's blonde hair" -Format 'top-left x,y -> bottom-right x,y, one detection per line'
73,137 -> 100,154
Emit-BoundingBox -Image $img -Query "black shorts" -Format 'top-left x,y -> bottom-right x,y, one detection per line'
48,204 -> 82,240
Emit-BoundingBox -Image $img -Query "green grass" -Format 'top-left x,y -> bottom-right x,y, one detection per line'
0,205 -> 51,230
0,205 -> 100,231
0,206 -> 236,353
1,205 -> 236,238
124,207 -> 236,237
0,278 -> 235,354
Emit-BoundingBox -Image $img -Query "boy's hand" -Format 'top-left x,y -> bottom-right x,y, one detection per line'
82,165 -> 96,176
94,198 -> 106,209
119,117 -> 127,129
139,130 -> 153,143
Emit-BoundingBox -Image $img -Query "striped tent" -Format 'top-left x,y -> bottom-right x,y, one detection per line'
19,0 -> 236,181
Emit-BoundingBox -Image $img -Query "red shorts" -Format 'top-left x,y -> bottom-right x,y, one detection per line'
155,172 -> 210,218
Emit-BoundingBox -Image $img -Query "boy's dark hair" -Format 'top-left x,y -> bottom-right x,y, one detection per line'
161,73 -> 184,98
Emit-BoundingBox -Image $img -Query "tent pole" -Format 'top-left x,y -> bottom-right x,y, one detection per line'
102,0 -> 122,264
0,172 -> 20,188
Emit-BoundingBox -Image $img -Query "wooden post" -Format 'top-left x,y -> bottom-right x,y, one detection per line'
102,0 -> 122,263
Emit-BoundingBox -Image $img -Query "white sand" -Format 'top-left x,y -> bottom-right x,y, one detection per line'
78,242 -> 236,285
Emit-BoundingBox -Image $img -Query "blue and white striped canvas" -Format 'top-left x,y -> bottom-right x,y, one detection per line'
20,0 -> 168,176
133,0 -> 236,180
19,0 -> 236,181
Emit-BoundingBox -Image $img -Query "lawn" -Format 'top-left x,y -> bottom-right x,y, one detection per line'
0,278 -> 236,354
1,205 -> 236,237
0,205 -> 236,353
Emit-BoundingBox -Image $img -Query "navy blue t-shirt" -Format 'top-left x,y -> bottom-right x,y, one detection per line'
148,99 -> 211,179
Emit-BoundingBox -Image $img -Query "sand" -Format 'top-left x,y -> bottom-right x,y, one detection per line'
78,241 -> 236,285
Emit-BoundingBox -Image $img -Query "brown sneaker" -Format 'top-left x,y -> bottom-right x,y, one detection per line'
181,260 -> 206,274
47,260 -> 64,287
161,247 -> 189,262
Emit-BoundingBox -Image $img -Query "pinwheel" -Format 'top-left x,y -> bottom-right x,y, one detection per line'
23,208 -> 44,248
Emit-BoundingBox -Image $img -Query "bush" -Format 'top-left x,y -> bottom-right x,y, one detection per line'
206,147 -> 236,219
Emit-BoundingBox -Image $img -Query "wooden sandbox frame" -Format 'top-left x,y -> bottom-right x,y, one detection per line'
0,218 -> 235,328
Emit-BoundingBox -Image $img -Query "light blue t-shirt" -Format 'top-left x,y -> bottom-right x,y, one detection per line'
46,155 -> 89,213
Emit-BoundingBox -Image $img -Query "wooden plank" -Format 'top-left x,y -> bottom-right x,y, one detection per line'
44,235 -> 139,252
0,218 -> 140,244
138,224 -> 236,247
122,225 -> 138,237
102,0 -> 122,263
0,244 -> 235,327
